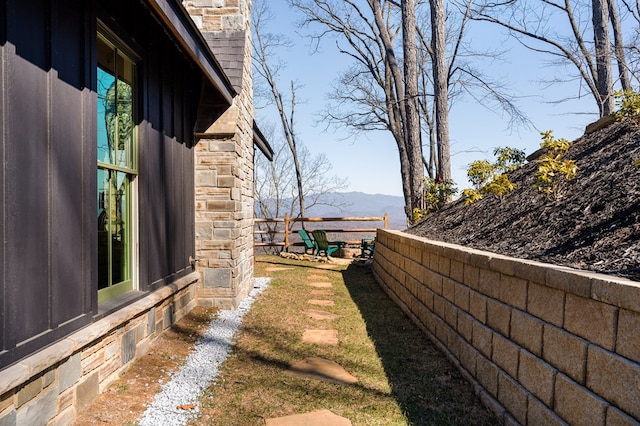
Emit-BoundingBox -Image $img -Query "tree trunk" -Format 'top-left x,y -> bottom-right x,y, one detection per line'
288,83 -> 306,221
431,0 -> 451,181
402,0 -> 425,215
592,0 -> 614,116
371,0 -> 407,133
386,64 -> 414,220
373,0 -> 415,219
252,9 -> 307,221
608,0 -> 632,92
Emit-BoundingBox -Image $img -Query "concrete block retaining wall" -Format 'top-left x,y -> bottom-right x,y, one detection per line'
0,272 -> 199,426
373,229 -> 640,425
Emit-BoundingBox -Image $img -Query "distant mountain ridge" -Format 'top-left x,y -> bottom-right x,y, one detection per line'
258,191 -> 406,230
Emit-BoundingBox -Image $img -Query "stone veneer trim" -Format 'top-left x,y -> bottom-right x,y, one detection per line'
0,271 -> 199,397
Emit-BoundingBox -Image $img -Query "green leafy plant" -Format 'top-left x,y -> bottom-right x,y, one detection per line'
483,173 -> 517,199
493,146 -> 527,172
462,146 -> 525,204
613,89 -> 640,121
412,207 -> 425,223
467,160 -> 494,189
413,178 -> 458,222
461,188 -> 483,205
533,130 -> 578,196
424,178 -> 457,213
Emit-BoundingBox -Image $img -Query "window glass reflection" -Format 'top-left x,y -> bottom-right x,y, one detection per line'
96,32 -> 135,298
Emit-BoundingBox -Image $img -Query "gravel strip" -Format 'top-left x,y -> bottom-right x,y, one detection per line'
138,277 -> 271,426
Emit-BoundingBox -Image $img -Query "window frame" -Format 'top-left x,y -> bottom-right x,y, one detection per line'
96,24 -> 140,303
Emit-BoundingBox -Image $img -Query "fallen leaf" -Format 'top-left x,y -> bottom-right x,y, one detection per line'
177,404 -> 196,410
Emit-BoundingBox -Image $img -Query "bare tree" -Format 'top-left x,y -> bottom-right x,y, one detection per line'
430,0 -> 451,181
252,2 -> 307,219
469,0 -> 637,117
609,0 -> 632,91
403,0 -> 426,210
254,128 -> 293,253
292,0 -> 421,219
254,128 -> 348,251
252,0 -> 349,243
617,0 -> 640,84
593,0 -> 614,115
291,0 -> 529,221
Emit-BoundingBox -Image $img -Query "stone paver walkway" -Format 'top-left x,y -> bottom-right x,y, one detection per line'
265,267 -> 295,272
265,409 -> 352,426
307,274 -> 329,280
265,264 -> 355,425
308,281 -> 333,288
307,299 -> 335,306
310,289 -> 333,296
304,309 -> 339,320
302,329 -> 339,345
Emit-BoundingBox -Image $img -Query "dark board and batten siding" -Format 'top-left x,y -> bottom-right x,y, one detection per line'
0,0 -> 216,368
1,0 -> 95,367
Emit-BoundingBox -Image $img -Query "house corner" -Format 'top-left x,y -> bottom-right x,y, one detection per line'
186,0 -> 257,309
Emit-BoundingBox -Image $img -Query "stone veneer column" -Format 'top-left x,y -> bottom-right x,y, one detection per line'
185,0 -> 255,309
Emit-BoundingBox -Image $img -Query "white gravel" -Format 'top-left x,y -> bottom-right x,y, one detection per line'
138,277 -> 271,426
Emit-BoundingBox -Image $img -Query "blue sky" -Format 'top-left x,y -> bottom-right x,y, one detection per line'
255,1 -> 598,197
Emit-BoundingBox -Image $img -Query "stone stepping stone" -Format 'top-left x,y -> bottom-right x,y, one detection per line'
305,310 -> 339,320
316,264 -> 338,270
307,299 -> 334,307
308,282 -> 332,288
310,289 -> 333,296
302,329 -> 339,345
307,274 -> 328,280
265,267 -> 294,272
265,409 -> 352,426
288,357 -> 358,385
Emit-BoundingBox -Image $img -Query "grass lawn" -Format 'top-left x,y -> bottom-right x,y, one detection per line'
190,255 -> 498,425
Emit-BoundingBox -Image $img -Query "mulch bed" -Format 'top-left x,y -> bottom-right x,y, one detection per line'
407,119 -> 640,281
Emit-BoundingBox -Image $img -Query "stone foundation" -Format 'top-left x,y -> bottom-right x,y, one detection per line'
373,229 -> 640,425
0,272 -> 199,426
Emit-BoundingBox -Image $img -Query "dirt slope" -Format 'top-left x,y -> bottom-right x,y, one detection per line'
407,119 -> 640,281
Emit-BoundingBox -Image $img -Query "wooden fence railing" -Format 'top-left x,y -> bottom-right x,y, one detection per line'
254,213 -> 388,249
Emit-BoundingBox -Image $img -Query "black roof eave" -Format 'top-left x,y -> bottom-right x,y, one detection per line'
144,0 -> 236,106
253,121 -> 274,161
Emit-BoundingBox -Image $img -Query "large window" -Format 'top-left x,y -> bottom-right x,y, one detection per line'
97,30 -> 137,302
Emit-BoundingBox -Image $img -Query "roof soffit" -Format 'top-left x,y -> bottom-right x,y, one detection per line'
143,0 -> 236,105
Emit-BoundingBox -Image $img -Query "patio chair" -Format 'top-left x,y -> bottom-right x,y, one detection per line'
311,230 -> 344,257
297,229 -> 317,255
360,238 -> 375,258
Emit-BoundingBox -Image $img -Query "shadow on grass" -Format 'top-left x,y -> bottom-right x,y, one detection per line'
341,264 -> 498,426
246,351 -> 400,399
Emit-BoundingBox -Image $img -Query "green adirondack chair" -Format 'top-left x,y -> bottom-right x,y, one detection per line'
311,230 -> 344,257
297,229 -> 317,254
360,238 -> 375,258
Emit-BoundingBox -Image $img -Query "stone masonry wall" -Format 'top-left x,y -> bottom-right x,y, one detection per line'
0,272 -> 199,426
373,229 -> 640,425
186,0 -> 256,309
184,0 -> 247,32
